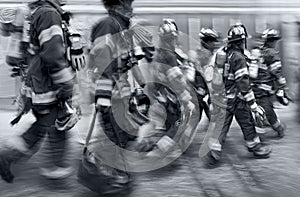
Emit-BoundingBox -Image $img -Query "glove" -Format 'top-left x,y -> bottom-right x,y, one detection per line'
55,98 -> 79,131
10,66 -> 22,77
67,33 -> 86,71
10,94 -> 32,126
251,104 -> 267,125
276,89 -> 292,106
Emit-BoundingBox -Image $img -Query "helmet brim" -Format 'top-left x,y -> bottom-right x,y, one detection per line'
226,34 -> 252,43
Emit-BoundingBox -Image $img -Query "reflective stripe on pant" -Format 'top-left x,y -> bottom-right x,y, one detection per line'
220,99 -> 257,144
208,99 -> 258,153
256,96 -> 279,127
21,104 -> 68,167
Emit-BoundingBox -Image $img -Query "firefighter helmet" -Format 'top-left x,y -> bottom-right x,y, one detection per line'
102,0 -> 134,7
262,28 -> 281,41
158,18 -> 178,38
227,24 -> 249,43
199,28 -> 219,41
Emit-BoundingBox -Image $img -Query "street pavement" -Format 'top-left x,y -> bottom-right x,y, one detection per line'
0,103 -> 299,197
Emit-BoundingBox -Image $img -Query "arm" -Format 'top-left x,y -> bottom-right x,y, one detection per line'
90,19 -> 133,107
231,53 -> 266,121
36,10 -> 74,99
165,52 -> 192,106
89,19 -> 117,107
264,48 -> 291,105
264,49 -> 287,90
231,53 -> 257,109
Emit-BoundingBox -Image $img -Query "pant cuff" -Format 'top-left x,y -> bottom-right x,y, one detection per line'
246,136 -> 261,149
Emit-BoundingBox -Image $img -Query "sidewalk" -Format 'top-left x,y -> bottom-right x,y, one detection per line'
0,103 -> 299,197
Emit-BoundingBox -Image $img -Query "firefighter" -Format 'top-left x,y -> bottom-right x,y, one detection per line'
88,0 -> 155,149
136,19 -> 196,157
0,0 -> 80,183
195,28 -> 220,73
250,28 -> 290,138
154,19 -> 194,113
196,28 -> 220,120
201,24 -> 272,166
87,0 -> 156,185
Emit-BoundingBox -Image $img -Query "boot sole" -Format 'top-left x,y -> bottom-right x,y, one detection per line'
253,154 -> 270,159
253,148 -> 272,159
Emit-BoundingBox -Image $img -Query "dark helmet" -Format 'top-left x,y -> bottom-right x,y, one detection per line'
129,88 -> 150,124
158,18 -> 178,39
227,24 -> 249,43
102,0 -> 134,8
262,28 -> 281,41
199,28 -> 219,42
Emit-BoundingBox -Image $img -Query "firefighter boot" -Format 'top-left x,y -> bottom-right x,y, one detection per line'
248,142 -> 272,158
146,136 -> 182,159
0,155 -> 14,183
202,150 -> 222,168
0,149 -> 25,183
273,123 -> 286,138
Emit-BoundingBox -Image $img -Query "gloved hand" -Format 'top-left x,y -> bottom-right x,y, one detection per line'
276,89 -> 292,106
10,93 -> 32,126
55,98 -> 79,131
251,104 -> 266,125
10,66 -> 22,78
67,33 -> 86,71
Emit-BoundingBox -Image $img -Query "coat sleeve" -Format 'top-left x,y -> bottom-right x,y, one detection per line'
36,10 -> 74,99
230,52 -> 257,109
264,48 -> 287,90
164,51 -> 192,104
89,18 -> 132,106
89,21 -> 115,106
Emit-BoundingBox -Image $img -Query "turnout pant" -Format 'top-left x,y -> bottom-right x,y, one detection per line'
201,98 -> 260,158
21,104 -> 68,167
98,106 -> 130,148
218,99 -> 257,146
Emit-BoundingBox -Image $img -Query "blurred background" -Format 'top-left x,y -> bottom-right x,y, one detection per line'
0,1 -> 299,197
1,0 -> 300,108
